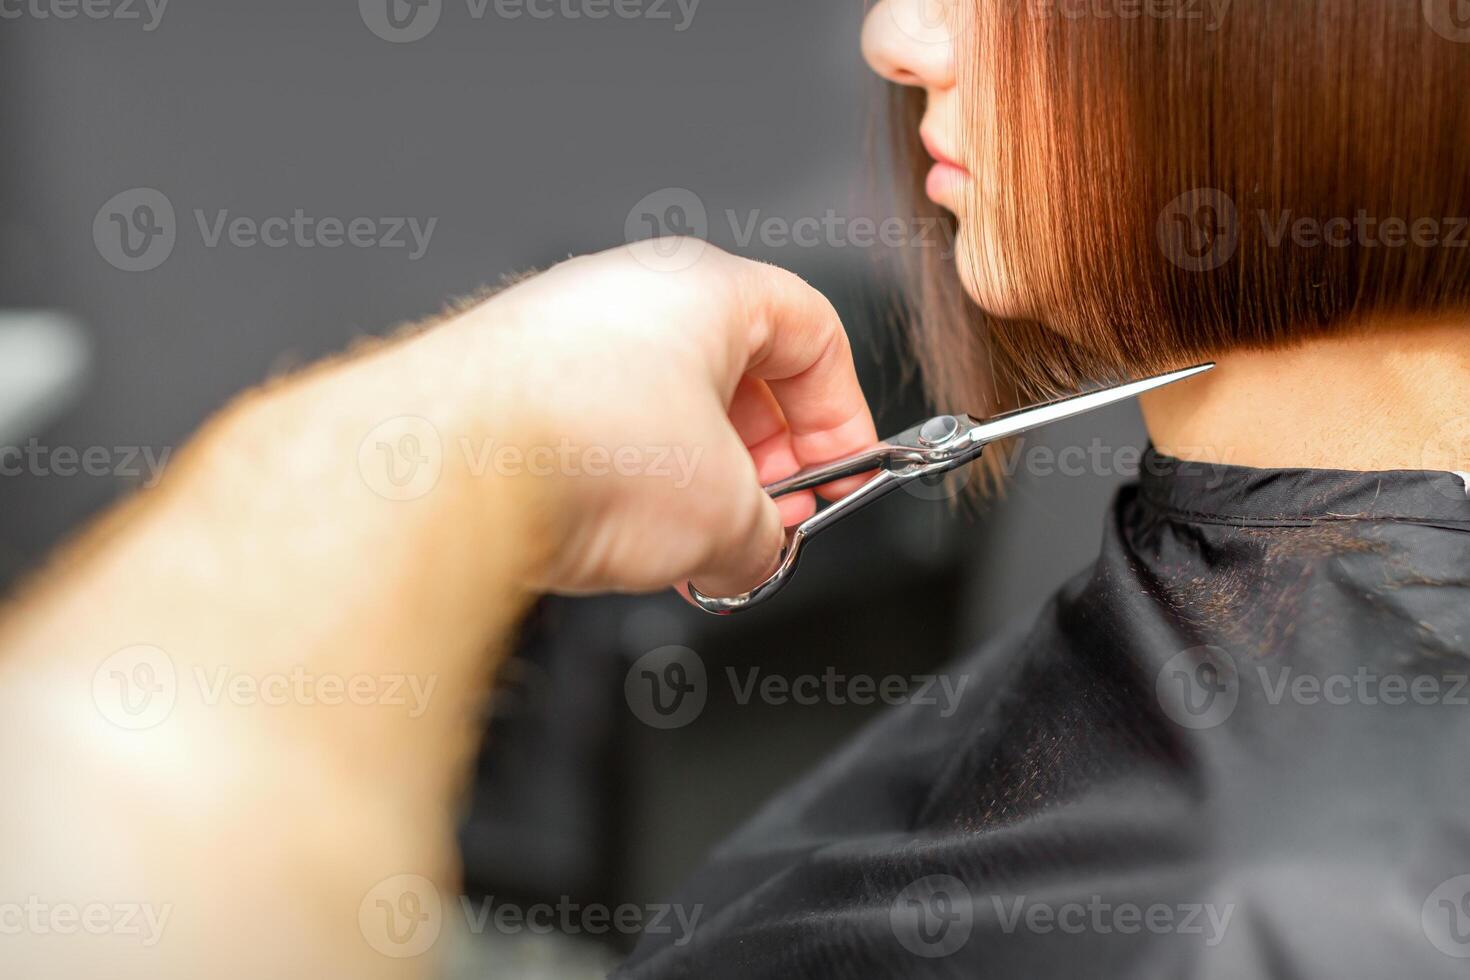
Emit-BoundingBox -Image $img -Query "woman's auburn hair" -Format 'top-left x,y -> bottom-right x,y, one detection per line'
890,0 -> 1470,475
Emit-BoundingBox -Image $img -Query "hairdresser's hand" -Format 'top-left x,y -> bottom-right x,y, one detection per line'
0,241 -> 875,980
416,242 -> 879,599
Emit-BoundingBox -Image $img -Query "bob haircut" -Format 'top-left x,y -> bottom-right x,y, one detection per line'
890,0 -> 1470,478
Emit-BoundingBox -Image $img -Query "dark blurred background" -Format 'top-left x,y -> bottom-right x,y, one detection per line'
0,1 -> 1147,973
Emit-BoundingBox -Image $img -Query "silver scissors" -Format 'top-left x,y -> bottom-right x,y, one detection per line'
688,363 -> 1214,615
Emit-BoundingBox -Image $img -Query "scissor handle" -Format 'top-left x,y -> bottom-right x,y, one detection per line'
761,444 -> 905,497
686,467 -> 908,615
686,525 -> 810,615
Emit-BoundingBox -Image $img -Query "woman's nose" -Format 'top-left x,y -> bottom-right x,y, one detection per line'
861,0 -> 958,90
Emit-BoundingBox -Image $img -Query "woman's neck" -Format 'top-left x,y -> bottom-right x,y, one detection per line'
1139,318 -> 1470,473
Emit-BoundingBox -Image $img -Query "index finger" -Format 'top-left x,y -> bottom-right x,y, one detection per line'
735,259 -> 880,497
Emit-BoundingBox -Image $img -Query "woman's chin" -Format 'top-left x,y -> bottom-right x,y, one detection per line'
953,248 -> 1035,323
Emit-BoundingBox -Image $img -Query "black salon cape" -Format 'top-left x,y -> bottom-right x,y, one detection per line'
616,451 -> 1470,979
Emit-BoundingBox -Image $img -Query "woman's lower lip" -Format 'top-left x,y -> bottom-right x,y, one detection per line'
926,162 -> 969,205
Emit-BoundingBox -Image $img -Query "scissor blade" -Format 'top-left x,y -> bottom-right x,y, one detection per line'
967,363 -> 1214,447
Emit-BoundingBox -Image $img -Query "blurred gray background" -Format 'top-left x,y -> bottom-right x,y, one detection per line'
0,0 -> 1146,972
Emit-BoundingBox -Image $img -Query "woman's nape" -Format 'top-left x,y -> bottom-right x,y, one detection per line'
1140,317 -> 1470,474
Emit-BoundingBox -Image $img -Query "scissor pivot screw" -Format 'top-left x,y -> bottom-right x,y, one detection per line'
919,415 -> 960,446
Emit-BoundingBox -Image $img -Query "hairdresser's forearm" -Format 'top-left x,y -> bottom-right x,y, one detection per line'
1,312 -> 555,762
0,311 -> 556,976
